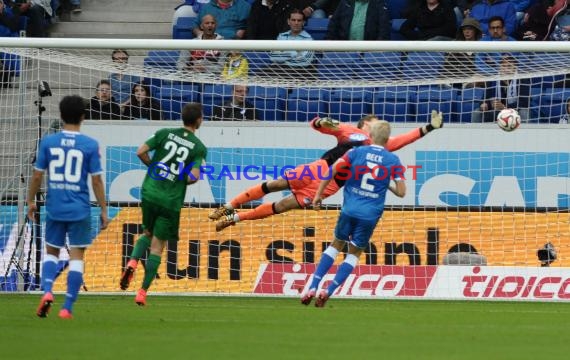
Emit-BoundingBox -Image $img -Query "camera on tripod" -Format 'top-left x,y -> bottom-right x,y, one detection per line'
38,80 -> 52,98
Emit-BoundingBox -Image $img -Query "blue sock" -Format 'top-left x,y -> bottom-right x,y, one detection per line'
309,246 -> 339,290
63,260 -> 84,312
327,254 -> 359,296
41,254 -> 59,293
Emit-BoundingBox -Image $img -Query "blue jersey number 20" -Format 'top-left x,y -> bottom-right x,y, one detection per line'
49,148 -> 84,183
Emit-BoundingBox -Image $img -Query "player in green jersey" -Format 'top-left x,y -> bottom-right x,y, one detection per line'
119,103 -> 207,305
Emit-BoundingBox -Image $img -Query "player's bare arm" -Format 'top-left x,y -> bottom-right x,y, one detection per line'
91,174 -> 109,229
136,143 -> 152,167
26,169 -> 44,222
389,179 -> 407,198
187,167 -> 201,185
313,158 -> 343,209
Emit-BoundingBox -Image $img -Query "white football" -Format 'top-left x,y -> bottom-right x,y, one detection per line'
496,108 -> 521,132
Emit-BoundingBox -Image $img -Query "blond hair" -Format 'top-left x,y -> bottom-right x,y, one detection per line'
370,120 -> 391,146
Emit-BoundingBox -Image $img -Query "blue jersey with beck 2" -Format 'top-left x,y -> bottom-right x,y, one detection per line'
35,130 -> 102,221
341,145 -> 403,221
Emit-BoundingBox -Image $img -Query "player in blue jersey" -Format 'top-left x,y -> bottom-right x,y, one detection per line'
303,120 -> 406,307
28,95 -> 109,319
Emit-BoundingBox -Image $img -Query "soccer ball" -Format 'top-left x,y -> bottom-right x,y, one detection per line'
496,108 -> 521,132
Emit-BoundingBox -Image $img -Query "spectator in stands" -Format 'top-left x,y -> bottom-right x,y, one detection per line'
559,97 -> 570,124
0,0 -> 21,37
212,84 -> 258,121
400,0 -> 457,40
109,49 -> 141,106
246,0 -> 291,40
325,0 -> 390,40
179,14 -> 225,73
511,0 -> 533,24
516,0 -> 553,41
221,51 -> 249,80
122,82 -> 162,120
472,55 -> 531,123
5,0 -> 50,37
550,1 -> 570,40
269,9 -> 315,77
298,0 -> 340,18
85,80 -> 122,120
476,16 -> 516,74
192,0 -> 250,39
455,0 -> 479,17
443,17 -> 482,83
470,0 -> 517,36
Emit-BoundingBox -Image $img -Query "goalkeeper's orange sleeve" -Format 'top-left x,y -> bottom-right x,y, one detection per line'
385,128 -> 423,152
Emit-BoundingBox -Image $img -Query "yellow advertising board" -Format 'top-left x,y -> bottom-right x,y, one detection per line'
53,208 -> 570,293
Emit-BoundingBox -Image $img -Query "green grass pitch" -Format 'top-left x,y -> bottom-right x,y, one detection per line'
1,294 -> 569,359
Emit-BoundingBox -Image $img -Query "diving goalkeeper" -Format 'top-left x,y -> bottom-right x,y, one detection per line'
210,111 -> 443,231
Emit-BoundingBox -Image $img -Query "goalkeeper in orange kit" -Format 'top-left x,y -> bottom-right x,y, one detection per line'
210,111 -> 443,231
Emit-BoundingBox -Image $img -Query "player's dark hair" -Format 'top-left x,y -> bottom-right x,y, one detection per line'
182,102 -> 203,127
488,16 -> 505,27
357,114 -> 377,129
111,49 -> 129,60
289,8 -> 305,20
60,95 -> 86,124
321,141 -> 365,166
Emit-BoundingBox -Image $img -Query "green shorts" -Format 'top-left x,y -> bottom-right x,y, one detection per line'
141,200 -> 180,242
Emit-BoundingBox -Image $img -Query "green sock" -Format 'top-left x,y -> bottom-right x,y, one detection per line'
142,254 -> 161,290
130,235 -> 150,260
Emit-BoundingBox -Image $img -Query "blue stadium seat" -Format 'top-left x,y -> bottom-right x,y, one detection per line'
172,16 -> 195,39
532,87 -> 570,124
452,87 -> 485,123
329,88 -> 373,123
158,83 -> 201,120
248,86 -> 288,121
286,88 -> 330,121
318,52 -> 361,80
144,50 -> 180,69
390,19 -> 406,40
373,86 -> 415,122
412,86 -> 458,123
242,51 -> 272,74
387,0 -> 406,19
305,18 -> 329,40
202,84 -> 234,119
355,52 -> 402,80
402,52 -> 445,80
0,52 -> 21,77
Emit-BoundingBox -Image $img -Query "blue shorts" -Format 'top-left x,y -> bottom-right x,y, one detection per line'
45,216 -> 92,249
334,213 -> 378,249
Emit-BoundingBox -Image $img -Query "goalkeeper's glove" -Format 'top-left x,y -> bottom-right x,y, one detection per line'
316,117 -> 340,129
426,110 -> 443,132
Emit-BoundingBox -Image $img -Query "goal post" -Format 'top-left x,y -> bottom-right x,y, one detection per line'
1,38 -> 570,300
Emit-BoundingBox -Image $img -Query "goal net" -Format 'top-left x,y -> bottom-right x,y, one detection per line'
1,38 -> 570,300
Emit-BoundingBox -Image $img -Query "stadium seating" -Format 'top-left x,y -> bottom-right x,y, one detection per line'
453,87 -> 485,123
373,86 -> 416,122
532,87 -> 570,123
202,84 -> 234,119
318,52 -> 361,80
402,52 -> 445,80
412,86 -> 457,124
242,51 -> 272,74
355,52 -> 402,80
172,16 -> 195,39
286,88 -> 330,121
158,83 -> 201,120
144,50 -> 180,69
248,86 -> 288,121
305,18 -> 329,40
329,88 -> 373,123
